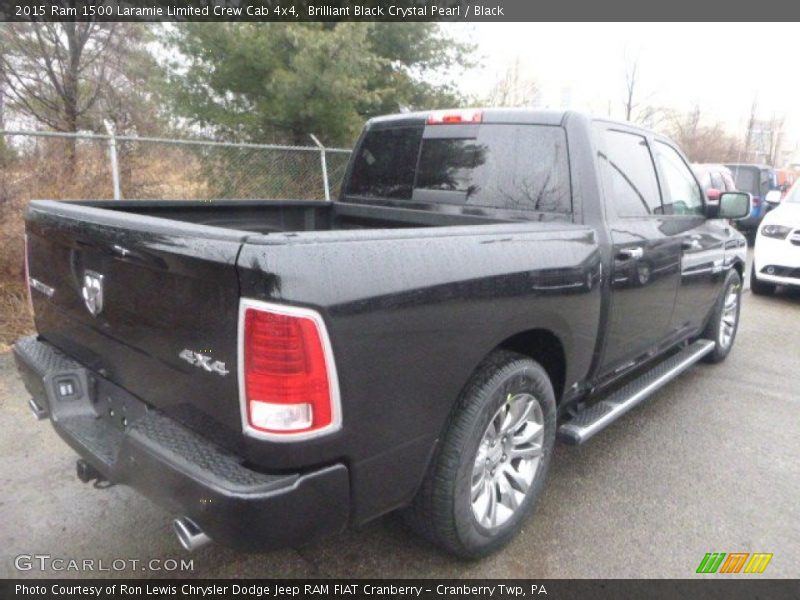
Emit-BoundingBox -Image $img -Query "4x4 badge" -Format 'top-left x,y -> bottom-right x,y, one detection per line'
81,270 -> 104,317
178,349 -> 229,376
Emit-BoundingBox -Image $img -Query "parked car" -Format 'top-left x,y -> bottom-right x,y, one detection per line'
752,180 -> 800,294
14,109 -> 750,558
692,163 -> 739,207
773,168 -> 796,197
725,164 -> 775,235
765,189 -> 784,209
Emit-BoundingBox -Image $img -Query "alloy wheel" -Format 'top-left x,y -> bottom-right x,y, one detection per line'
471,392 -> 545,530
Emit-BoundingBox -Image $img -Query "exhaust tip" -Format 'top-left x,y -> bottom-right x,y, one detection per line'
173,517 -> 211,552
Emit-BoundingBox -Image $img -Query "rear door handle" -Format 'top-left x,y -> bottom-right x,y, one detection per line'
617,247 -> 644,260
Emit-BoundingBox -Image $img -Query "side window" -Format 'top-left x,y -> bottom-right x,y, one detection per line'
653,142 -> 704,216
597,129 -> 662,217
710,171 -> 724,191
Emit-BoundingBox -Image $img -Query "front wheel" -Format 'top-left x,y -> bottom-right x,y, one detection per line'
702,269 -> 742,363
404,350 -> 556,558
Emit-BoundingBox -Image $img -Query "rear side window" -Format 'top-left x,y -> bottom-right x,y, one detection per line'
415,124 -> 572,213
346,126 -> 423,200
710,171 -> 724,190
597,130 -> 662,217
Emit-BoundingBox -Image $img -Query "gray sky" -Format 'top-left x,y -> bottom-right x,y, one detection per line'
450,23 -> 800,151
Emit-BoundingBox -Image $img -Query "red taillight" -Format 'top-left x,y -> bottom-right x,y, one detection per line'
752,196 -> 762,206
240,300 -> 339,438
426,109 -> 482,125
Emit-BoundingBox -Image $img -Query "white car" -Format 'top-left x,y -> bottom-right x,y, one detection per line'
752,183 -> 800,294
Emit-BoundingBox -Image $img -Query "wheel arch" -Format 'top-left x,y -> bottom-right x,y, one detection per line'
496,328 -> 567,404
731,258 -> 744,279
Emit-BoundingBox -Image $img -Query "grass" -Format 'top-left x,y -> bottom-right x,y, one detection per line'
0,135 -> 347,353
0,282 -> 32,351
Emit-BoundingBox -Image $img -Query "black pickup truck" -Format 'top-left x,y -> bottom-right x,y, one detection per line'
14,109 -> 750,558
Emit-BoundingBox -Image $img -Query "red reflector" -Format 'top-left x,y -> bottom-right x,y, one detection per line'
427,109 -> 483,125
241,301 -> 339,437
752,196 -> 761,206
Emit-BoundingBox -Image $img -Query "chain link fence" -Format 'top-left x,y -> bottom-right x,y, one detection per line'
0,130 -> 352,346
0,129 -> 352,202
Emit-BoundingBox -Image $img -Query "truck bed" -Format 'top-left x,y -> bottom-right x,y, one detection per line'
71,198 -> 557,235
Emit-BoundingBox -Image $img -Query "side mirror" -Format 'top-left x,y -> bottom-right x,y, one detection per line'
706,188 -> 721,203
718,191 -> 751,220
765,189 -> 782,205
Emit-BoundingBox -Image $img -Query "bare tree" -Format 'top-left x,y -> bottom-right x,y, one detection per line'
743,95 -> 758,160
767,113 -> 786,166
621,50 -> 664,126
662,107 -> 745,163
0,22 -> 163,167
623,54 -> 639,122
487,57 -> 540,107
0,23 -> 115,133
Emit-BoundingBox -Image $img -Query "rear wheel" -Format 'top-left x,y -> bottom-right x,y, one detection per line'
404,350 -> 556,558
750,263 -> 775,296
702,269 -> 742,363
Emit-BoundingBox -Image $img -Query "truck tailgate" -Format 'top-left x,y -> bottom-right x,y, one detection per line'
25,201 -> 248,445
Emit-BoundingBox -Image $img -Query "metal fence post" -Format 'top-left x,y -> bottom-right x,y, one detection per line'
104,120 -> 121,200
309,134 -> 331,202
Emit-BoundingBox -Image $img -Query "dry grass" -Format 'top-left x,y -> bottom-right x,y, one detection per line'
0,139 -> 108,350
0,282 -> 32,351
0,135 -> 346,351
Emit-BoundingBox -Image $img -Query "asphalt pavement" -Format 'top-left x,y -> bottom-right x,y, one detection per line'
1,283 -> 798,579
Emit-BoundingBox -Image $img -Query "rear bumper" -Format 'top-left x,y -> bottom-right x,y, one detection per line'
12,335 -> 350,552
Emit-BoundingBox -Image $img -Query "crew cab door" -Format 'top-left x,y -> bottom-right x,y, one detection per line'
650,141 -> 727,334
594,125 -> 682,376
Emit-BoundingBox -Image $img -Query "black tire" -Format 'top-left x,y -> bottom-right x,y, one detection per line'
750,263 -> 775,296
403,350 -> 556,558
702,269 -> 742,363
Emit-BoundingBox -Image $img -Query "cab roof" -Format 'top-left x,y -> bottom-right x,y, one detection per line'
366,107 -> 569,128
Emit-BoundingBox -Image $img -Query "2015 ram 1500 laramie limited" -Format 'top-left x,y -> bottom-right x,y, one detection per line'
14,109 -> 750,558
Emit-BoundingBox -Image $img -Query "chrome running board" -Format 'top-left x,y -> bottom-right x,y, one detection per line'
558,340 -> 715,445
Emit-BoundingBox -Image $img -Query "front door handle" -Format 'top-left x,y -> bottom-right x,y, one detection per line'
617,247 -> 644,260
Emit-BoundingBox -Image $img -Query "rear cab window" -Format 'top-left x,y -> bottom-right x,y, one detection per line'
345,121 -> 572,216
